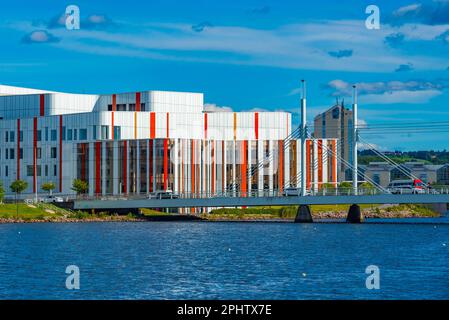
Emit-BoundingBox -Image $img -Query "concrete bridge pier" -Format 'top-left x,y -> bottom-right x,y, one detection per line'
346,204 -> 363,223
294,205 -> 313,223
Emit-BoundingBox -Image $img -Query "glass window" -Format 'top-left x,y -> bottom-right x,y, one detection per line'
5,132 -> 8,143
101,126 -> 109,140
73,129 -> 77,141
9,148 -> 14,160
62,126 -> 66,140
114,126 -> 121,140
68,129 -> 73,141
79,129 -> 87,140
9,131 -> 14,143
51,129 -> 57,141
107,104 -> 113,111
19,131 -> 23,142
45,127 -> 48,141
27,165 -> 33,177
19,148 -> 23,159
128,103 -> 136,111
36,148 -> 41,159
93,125 -> 97,140
37,130 -> 42,142
51,147 -> 57,158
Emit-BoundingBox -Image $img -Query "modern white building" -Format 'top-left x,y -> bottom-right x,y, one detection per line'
0,85 -> 339,198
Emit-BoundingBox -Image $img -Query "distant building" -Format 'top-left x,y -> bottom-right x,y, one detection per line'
364,161 -> 448,187
314,100 -> 353,181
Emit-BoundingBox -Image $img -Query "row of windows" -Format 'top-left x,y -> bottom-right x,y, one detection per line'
0,147 -> 58,160
1,164 -> 58,177
1,126 -> 121,143
107,103 -> 146,112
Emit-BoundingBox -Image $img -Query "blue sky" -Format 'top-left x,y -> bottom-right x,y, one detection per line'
1,0 -> 449,150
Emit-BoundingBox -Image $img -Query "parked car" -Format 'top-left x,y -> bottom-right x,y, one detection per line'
149,190 -> 179,199
387,179 -> 427,194
41,195 -> 64,203
283,187 -> 310,196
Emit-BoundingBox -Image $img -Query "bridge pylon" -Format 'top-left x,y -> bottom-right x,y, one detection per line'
294,205 -> 313,223
346,204 -> 363,223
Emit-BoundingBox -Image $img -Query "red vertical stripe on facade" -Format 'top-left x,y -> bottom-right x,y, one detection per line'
136,92 -> 141,112
59,115 -> 63,192
306,140 -> 311,190
241,141 -> 247,195
204,113 -> 208,139
279,140 -> 284,193
95,141 -> 101,195
150,112 -> 156,139
123,140 -> 128,194
318,140 -> 323,188
39,95 -> 45,116
149,139 -> 153,192
33,117 -> 37,193
163,139 -> 168,191
17,119 -> 20,180
254,113 -> 259,140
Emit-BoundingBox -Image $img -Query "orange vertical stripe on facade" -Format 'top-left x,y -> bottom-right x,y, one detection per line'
17,119 -> 20,180
306,140 -> 311,190
39,94 -> 45,116
241,140 -> 247,195
279,140 -> 284,193
59,115 -> 63,192
233,113 -> 237,140
318,139 -> 323,188
254,112 -> 259,140
163,139 -> 168,191
33,117 -> 37,193
123,140 -> 128,194
150,112 -> 156,139
95,141 -> 101,195
136,92 -> 141,111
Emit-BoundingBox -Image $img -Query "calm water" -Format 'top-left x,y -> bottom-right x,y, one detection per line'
0,216 -> 448,300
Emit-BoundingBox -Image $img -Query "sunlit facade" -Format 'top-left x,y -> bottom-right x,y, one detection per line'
0,85 -> 339,197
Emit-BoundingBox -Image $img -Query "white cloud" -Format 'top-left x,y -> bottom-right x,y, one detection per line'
8,19 -> 449,72
360,89 -> 443,104
203,103 -> 233,112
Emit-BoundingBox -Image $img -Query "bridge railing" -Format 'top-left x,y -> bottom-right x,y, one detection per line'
72,186 -> 449,202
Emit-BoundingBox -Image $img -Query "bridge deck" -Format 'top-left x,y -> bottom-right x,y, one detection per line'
74,194 -> 449,210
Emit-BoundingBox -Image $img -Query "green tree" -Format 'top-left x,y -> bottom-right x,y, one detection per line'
10,180 -> 28,219
0,181 -> 5,204
41,182 -> 56,196
71,179 -> 88,196
339,181 -> 352,189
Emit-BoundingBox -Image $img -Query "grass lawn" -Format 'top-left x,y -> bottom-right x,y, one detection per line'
0,203 -> 70,220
